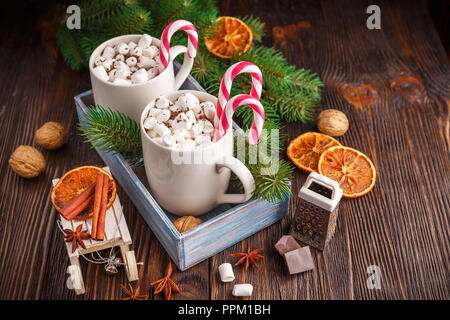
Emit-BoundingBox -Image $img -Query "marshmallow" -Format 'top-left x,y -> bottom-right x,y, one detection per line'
149,108 -> 162,118
132,46 -> 142,57
128,41 -> 137,50
218,263 -> 235,282
194,134 -> 210,145
102,46 -> 115,59
198,119 -> 214,134
201,101 -> 216,121
162,134 -> 176,147
156,109 -> 170,123
173,129 -> 189,143
147,67 -> 159,80
232,284 -> 253,297
185,110 -> 197,123
155,97 -> 172,109
138,34 -> 152,48
191,123 -> 203,136
130,66 -> 138,73
113,78 -> 132,85
94,56 -> 106,66
117,42 -> 130,55
115,54 -> 125,62
172,113 -> 192,130
138,55 -> 156,69
102,59 -> 115,72
126,56 -> 137,67
92,65 -> 109,81
143,116 -> 157,130
169,103 -> 183,113
143,45 -> 159,59
154,123 -> 171,137
177,92 -> 200,111
181,139 -> 195,150
115,67 -> 131,79
131,68 -> 148,84
147,129 -> 157,138
201,139 -> 213,147
108,69 -> 117,82
114,60 -> 127,70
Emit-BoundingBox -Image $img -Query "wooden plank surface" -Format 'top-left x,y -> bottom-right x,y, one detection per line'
0,0 -> 448,300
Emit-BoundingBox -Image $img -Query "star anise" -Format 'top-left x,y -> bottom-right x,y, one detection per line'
150,261 -> 181,300
120,283 -> 147,300
230,241 -> 264,270
63,224 -> 90,253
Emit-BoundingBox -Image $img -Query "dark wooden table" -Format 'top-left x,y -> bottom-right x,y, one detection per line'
0,0 -> 448,300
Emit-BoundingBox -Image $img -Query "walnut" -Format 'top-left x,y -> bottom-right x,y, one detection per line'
35,121 -> 66,150
173,216 -> 202,233
317,109 -> 349,136
9,145 -> 46,178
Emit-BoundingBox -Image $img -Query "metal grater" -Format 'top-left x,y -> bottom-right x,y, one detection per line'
290,172 -> 343,251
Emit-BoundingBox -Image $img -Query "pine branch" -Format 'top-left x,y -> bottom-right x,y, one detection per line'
79,0 -> 140,30
56,27 -> 85,70
78,105 -> 142,164
239,15 -> 266,43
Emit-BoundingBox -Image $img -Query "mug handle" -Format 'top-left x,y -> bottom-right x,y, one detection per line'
215,156 -> 255,205
169,45 -> 194,90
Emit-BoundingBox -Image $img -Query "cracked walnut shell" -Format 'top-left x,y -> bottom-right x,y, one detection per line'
9,145 -> 46,178
317,109 -> 349,137
173,216 -> 203,233
35,121 -> 66,150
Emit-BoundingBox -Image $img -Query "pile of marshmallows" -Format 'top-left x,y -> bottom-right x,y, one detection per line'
143,92 -> 216,149
92,34 -> 161,85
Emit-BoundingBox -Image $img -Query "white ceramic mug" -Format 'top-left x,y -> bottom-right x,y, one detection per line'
140,90 -> 255,216
89,34 -> 194,122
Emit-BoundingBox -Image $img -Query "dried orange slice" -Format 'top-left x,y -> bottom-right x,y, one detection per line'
205,16 -> 253,59
318,146 -> 376,198
287,132 -> 341,173
51,166 -> 116,220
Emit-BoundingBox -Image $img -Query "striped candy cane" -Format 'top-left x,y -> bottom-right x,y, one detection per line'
159,20 -> 198,69
218,94 -> 265,145
215,62 -> 263,129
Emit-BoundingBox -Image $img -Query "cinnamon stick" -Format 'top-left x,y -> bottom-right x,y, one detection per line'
61,183 -> 96,220
64,194 -> 94,220
91,174 -> 105,239
94,179 -> 110,240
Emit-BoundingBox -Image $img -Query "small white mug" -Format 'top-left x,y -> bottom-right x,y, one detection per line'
140,90 -> 255,216
89,34 -> 193,122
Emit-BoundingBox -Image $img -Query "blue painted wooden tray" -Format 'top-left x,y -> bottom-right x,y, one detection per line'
75,70 -> 290,271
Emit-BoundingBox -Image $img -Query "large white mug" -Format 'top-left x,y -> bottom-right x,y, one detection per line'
140,90 -> 255,216
89,34 -> 193,122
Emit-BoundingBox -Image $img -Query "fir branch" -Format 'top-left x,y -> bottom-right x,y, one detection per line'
78,105 -> 142,164
239,15 -> 266,43
250,159 -> 293,203
91,6 -> 153,37
56,27 -> 85,70
79,0 -> 140,30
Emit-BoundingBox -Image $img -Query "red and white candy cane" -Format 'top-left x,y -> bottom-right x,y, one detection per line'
159,20 -> 198,69
215,61 -> 263,128
217,94 -> 265,145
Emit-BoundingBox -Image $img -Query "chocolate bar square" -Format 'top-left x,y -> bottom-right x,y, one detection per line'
284,246 -> 314,274
274,235 -> 301,256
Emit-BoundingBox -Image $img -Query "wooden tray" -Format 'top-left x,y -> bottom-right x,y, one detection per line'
75,72 -> 290,271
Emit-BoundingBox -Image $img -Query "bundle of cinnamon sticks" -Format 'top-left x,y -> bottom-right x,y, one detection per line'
60,173 -> 110,241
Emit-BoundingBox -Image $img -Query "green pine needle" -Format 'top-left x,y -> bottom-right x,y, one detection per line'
239,15 -> 266,43
78,105 -> 142,164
